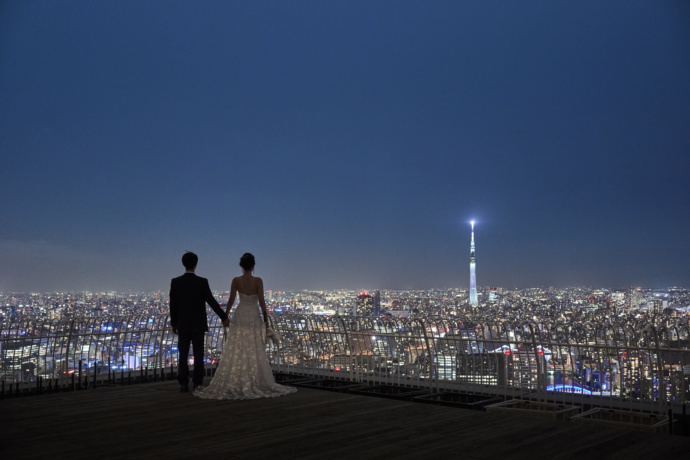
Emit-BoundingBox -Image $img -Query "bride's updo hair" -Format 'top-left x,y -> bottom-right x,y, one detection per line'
239,253 -> 255,271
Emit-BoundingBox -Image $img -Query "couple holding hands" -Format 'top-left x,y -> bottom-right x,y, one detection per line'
169,251 -> 295,400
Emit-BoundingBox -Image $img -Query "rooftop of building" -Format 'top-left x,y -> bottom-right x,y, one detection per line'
3,379 -> 690,459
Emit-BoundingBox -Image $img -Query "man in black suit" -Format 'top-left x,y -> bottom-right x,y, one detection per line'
170,252 -> 230,393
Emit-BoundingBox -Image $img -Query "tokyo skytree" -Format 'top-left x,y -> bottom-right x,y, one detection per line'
469,221 -> 478,306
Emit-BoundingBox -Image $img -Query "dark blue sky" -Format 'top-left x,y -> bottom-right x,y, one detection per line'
1,1 -> 689,292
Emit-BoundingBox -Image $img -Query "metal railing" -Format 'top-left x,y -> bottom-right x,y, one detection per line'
0,315 -> 223,393
2,313 -> 689,415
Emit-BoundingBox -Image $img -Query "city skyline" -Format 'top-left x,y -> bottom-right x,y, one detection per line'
1,2 -> 689,292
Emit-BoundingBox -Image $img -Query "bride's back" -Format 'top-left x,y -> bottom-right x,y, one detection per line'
234,274 -> 261,296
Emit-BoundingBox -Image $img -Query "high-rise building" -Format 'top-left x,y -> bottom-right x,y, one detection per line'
469,221 -> 478,306
356,292 -> 374,316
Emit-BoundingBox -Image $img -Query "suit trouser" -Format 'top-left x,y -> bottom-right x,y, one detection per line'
177,330 -> 205,386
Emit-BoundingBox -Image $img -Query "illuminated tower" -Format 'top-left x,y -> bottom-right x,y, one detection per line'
469,221 -> 478,306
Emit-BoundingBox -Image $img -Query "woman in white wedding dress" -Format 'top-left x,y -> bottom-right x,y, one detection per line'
195,253 -> 296,400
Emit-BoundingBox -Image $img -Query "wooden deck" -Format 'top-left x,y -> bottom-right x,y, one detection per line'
2,379 -> 690,459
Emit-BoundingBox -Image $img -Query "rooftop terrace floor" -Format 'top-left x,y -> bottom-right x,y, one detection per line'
2,379 -> 690,459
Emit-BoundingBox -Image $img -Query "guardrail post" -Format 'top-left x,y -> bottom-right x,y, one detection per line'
418,320 -> 435,393
527,323 -> 545,403
650,326 -> 666,415
64,319 -> 76,384
336,317 -> 355,383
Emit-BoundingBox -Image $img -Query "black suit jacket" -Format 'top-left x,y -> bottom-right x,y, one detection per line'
170,273 -> 228,333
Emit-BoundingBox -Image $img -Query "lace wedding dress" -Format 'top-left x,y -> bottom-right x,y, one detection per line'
195,293 -> 296,400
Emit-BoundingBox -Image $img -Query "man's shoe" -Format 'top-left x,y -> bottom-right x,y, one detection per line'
180,384 -> 189,393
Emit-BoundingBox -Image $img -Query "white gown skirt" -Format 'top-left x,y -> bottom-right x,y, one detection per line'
194,293 -> 296,400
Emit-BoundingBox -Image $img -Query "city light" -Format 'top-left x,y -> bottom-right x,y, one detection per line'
1,286 -> 689,406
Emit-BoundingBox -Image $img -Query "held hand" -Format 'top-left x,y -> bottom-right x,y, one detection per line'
222,318 -> 230,328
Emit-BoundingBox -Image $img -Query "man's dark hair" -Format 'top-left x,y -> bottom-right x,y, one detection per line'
182,252 -> 198,270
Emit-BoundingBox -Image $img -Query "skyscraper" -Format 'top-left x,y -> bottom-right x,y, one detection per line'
469,221 -> 478,306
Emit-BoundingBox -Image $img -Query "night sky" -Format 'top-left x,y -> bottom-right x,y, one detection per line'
1,1 -> 689,293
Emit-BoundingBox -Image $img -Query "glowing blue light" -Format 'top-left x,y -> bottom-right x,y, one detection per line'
546,384 -> 593,395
